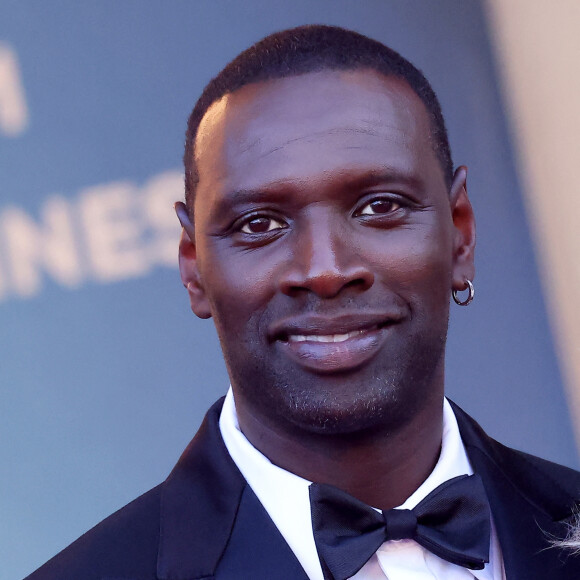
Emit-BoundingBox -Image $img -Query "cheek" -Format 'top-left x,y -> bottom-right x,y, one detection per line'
363,227 -> 453,295
199,246 -> 276,332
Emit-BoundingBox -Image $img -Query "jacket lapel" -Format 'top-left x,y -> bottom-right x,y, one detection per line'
214,486 -> 309,579
451,401 -> 580,579
156,398 -> 308,580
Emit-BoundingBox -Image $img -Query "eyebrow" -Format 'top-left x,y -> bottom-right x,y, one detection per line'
210,168 -> 425,216
209,184 -> 295,216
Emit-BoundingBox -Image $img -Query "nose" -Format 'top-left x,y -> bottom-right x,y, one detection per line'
278,209 -> 374,298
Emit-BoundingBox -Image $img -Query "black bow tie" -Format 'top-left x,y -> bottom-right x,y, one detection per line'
309,474 -> 491,580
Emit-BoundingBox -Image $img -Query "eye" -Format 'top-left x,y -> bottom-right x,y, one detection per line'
240,215 -> 286,234
358,198 -> 401,216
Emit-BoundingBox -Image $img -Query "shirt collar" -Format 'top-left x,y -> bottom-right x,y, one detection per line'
219,389 -> 492,580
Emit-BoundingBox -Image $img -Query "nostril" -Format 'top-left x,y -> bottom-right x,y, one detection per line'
345,274 -> 373,291
279,264 -> 374,298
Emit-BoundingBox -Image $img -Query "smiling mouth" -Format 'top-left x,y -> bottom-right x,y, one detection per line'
273,318 -> 394,374
286,325 -> 382,344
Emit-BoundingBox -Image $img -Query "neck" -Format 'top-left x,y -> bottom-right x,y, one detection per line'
235,392 -> 444,511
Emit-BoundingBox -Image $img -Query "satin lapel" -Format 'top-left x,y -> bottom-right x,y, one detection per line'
156,398 -> 309,580
157,398 -> 246,580
451,401 -> 580,580
467,443 -> 572,579
215,486 -> 310,580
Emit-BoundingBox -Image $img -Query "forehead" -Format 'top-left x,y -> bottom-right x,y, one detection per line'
194,69 -> 441,205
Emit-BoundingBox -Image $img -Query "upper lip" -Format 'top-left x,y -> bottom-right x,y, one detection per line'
268,312 -> 401,342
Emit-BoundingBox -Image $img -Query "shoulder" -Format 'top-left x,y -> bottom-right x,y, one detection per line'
450,400 -> 580,517
24,484 -> 162,580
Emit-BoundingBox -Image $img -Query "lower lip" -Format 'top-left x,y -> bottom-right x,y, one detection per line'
277,327 -> 389,373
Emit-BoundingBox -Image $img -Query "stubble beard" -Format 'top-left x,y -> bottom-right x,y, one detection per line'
225,324 -> 448,439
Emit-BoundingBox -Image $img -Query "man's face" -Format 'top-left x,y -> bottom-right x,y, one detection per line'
181,70 -> 474,437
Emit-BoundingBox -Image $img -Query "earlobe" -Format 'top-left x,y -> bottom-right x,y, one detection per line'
449,166 -> 476,291
176,202 -> 212,319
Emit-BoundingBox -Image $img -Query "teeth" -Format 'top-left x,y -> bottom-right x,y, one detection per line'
288,329 -> 366,343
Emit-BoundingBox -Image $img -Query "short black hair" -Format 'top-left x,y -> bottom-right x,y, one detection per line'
184,24 -> 453,210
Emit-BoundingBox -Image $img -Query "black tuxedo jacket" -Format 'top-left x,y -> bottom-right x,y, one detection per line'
26,398 -> 580,580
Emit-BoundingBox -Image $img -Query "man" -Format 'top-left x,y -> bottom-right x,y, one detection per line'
26,25 -> 580,580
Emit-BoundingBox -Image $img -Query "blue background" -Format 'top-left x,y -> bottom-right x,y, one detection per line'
1,2 -> 576,578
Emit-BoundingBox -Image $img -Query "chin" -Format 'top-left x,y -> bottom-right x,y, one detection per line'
242,372 -> 421,438
290,382 -> 418,436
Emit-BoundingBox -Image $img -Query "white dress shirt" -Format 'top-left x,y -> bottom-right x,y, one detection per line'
219,389 -> 506,580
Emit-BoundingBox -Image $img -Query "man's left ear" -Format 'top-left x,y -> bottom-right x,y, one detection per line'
449,166 -> 476,290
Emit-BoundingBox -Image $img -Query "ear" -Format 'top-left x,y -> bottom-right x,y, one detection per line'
175,202 -> 212,319
449,166 -> 476,291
